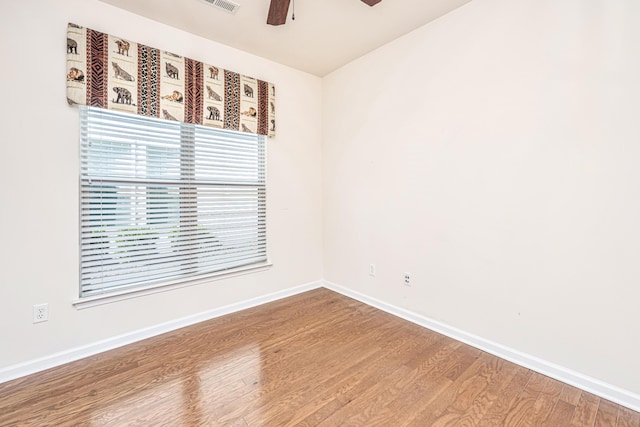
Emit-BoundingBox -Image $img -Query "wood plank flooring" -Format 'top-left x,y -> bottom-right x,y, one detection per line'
1,288 -> 638,426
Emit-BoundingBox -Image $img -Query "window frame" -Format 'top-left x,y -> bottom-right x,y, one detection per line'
76,107 -> 270,307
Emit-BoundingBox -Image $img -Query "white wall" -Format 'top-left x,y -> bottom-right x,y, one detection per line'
323,0 -> 640,395
0,0 -> 323,368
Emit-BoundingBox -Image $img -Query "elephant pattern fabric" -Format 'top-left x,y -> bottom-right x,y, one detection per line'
66,23 -> 276,137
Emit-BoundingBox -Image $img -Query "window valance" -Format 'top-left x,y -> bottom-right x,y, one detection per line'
66,23 -> 276,137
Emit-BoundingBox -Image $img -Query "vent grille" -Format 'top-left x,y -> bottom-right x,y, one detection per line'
202,0 -> 240,14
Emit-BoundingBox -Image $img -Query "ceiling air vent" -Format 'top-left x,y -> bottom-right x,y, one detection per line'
201,0 -> 240,15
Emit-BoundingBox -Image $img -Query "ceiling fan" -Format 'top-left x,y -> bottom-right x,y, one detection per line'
267,0 -> 382,26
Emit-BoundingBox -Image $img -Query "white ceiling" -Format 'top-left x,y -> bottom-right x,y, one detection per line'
98,0 -> 472,77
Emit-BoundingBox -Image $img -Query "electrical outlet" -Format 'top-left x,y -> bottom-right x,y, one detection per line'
369,263 -> 376,277
404,273 -> 411,286
33,303 -> 49,323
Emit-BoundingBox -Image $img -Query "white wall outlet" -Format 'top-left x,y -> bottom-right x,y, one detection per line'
369,263 -> 376,277
404,273 -> 411,286
33,303 -> 49,323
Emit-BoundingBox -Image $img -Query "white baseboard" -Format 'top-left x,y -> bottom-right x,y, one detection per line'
323,280 -> 640,413
4,278 -> 639,413
0,280 -> 322,385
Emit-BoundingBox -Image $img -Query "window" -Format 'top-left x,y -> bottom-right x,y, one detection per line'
79,107 -> 267,298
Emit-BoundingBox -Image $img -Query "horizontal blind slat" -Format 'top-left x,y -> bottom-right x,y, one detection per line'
81,243 -> 267,277
82,252 -> 268,288
81,232 -> 267,257
81,256 -> 267,294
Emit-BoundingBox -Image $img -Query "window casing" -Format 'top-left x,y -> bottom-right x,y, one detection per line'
79,107 -> 266,298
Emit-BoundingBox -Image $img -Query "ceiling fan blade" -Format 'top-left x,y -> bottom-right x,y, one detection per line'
267,0 -> 291,26
361,0 -> 382,5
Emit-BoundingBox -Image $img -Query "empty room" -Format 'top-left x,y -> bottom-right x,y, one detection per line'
1,0 -> 639,425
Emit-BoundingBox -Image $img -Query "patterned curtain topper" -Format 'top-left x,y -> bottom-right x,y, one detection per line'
66,23 -> 276,137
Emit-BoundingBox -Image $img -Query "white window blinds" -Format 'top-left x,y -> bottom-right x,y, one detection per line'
79,106 -> 266,297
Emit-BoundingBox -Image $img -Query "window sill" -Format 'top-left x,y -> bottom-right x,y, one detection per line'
73,261 -> 273,309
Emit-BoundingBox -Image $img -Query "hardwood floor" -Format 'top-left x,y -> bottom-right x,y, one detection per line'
1,288 -> 638,426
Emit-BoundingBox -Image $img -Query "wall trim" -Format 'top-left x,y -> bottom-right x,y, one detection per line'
0,280 -> 322,385
323,280 -> 640,413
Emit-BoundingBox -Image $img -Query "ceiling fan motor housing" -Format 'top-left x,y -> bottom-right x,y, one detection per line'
267,0 -> 381,26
